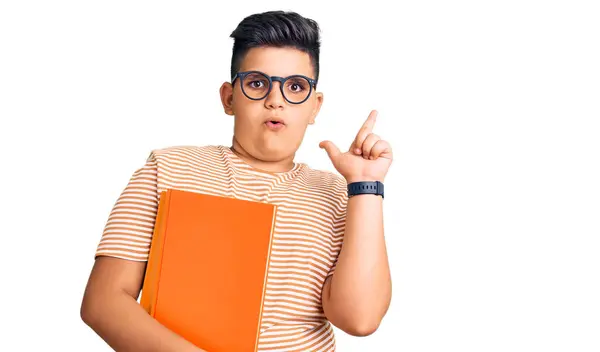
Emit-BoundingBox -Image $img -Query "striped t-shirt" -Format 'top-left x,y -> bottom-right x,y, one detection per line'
95,144 -> 348,351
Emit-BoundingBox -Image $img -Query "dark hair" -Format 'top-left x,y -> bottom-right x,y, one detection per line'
229,10 -> 321,82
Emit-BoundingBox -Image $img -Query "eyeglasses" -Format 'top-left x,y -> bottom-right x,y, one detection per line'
231,70 -> 318,105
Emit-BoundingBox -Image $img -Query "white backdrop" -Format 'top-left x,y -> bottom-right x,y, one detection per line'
1,0 -> 599,351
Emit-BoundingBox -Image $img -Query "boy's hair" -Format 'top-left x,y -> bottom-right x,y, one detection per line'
229,10 -> 321,82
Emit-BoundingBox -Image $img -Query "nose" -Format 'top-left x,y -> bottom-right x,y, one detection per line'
264,81 -> 285,109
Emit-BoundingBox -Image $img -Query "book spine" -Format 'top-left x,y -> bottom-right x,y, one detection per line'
140,190 -> 171,316
254,205 -> 278,352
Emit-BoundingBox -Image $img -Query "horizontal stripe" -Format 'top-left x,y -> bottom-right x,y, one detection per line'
94,145 -> 347,350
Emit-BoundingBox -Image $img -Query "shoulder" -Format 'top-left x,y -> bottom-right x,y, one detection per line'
300,165 -> 348,204
145,144 -> 223,163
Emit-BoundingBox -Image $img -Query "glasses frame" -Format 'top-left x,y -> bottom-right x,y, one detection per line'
231,70 -> 318,105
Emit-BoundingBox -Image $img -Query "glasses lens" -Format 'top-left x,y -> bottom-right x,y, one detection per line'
283,76 -> 311,103
242,72 -> 270,99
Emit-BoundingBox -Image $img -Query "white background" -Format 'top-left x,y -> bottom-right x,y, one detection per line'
1,0 -> 599,351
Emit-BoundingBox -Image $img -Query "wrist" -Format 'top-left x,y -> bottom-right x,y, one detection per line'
345,176 -> 385,184
346,180 -> 385,199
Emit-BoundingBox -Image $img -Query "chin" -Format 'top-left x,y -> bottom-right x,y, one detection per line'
257,143 -> 290,160
259,147 -> 286,161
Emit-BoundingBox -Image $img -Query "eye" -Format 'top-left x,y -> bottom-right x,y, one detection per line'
286,78 -> 308,93
249,80 -> 265,89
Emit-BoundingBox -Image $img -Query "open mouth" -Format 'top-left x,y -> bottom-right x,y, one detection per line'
265,120 -> 285,130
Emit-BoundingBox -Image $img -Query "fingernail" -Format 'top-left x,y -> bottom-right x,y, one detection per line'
355,148 -> 361,154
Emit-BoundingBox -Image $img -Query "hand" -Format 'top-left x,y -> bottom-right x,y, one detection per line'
319,110 -> 393,184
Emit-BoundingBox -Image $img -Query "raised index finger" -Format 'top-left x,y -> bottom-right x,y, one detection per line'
351,110 -> 378,152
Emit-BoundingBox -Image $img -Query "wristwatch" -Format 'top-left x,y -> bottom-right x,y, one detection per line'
347,181 -> 384,199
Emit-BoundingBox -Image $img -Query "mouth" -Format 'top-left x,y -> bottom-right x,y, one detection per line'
264,118 -> 286,131
265,117 -> 285,125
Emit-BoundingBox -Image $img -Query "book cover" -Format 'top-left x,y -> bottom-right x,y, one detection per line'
140,188 -> 277,351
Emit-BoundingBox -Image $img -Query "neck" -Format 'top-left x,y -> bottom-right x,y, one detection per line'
230,137 -> 296,173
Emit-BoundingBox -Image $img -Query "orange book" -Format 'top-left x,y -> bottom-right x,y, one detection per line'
140,188 -> 277,352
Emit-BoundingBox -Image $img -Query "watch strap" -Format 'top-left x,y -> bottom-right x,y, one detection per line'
347,181 -> 384,199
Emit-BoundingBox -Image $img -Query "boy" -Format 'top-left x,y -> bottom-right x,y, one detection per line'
81,10 -> 393,352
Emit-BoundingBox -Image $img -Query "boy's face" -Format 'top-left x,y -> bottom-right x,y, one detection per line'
220,46 -> 323,162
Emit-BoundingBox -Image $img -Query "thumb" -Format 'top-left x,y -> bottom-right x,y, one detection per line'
319,140 -> 341,161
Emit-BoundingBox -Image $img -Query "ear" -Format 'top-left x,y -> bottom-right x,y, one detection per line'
308,91 -> 323,125
219,82 -> 234,116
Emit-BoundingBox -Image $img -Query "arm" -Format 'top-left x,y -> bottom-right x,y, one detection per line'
321,192 -> 391,336
80,256 -> 206,352
318,109 -> 394,336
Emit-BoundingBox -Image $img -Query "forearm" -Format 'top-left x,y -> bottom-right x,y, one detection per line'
81,290 -> 205,352
328,193 -> 391,329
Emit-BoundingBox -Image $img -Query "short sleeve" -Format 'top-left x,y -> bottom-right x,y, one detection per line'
326,257 -> 338,278
94,151 -> 159,261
